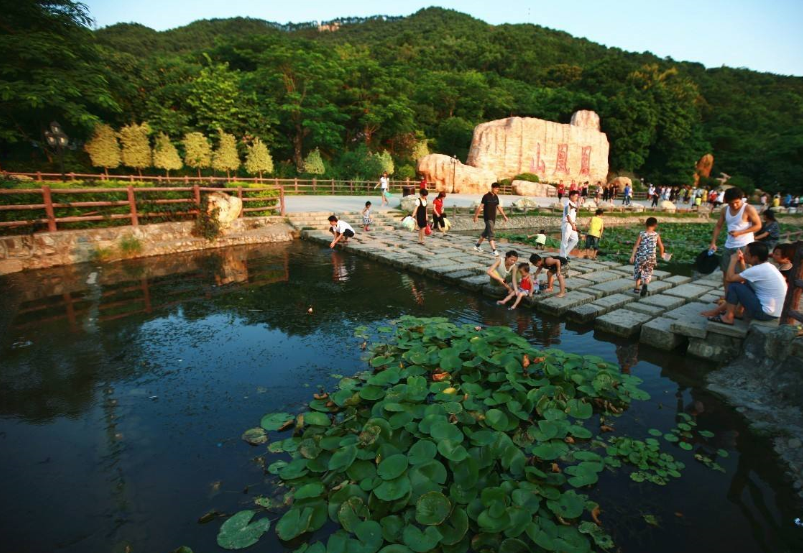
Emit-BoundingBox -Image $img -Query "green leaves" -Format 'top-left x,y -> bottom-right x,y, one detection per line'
377,454 -> 409,480
217,510 -> 270,550
260,412 -> 293,431
241,428 -> 268,445
415,491 -> 452,525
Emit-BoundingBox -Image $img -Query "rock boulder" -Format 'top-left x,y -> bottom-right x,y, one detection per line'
511,180 -> 556,197
466,112 -> 609,184
608,176 -> 631,193
660,200 -> 676,213
416,154 -> 497,194
206,192 -> 242,229
696,154 -> 714,178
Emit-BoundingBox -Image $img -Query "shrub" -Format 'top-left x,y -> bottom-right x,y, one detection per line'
397,164 -> 415,179
119,235 -> 143,256
192,195 -> 222,241
512,172 -> 540,183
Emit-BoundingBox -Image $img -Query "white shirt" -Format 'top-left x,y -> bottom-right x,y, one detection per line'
562,201 -> 577,226
724,203 -> 753,249
740,262 -> 788,316
379,176 -> 389,190
335,220 -> 354,234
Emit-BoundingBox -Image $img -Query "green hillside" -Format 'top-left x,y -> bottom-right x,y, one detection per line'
2,3 -> 801,191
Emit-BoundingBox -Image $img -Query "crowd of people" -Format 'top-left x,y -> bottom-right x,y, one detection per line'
326,176 -> 794,319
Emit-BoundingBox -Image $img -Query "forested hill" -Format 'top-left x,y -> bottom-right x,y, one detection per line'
4,5 -> 802,191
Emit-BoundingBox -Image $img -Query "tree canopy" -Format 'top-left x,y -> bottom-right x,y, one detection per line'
2,4 -> 802,191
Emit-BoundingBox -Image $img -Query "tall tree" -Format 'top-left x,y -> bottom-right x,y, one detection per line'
84,123 -> 121,176
183,132 -> 212,178
212,130 -> 240,179
244,138 -> 274,180
152,132 -> 182,177
118,122 -> 151,177
0,0 -> 120,145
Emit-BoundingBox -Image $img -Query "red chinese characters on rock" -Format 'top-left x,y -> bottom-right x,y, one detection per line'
580,146 -> 592,176
553,143 -> 569,175
530,143 -> 547,176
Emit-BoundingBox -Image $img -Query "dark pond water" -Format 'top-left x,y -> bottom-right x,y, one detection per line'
0,240 -> 800,553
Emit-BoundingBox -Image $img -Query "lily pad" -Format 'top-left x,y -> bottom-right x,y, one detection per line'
217,510 -> 270,550
408,440 -> 437,465
377,454 -> 409,480
260,412 -> 294,431
403,525 -> 443,553
241,428 -> 268,446
415,491 -> 452,525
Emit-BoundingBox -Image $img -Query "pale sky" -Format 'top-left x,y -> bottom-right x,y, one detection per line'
85,0 -> 803,76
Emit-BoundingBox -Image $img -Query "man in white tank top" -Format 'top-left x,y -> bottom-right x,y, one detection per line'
708,187 -> 762,293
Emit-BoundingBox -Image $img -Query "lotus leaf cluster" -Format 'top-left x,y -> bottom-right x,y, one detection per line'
222,317 -> 705,552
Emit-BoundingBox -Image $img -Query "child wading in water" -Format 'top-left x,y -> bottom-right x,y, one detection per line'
629,217 -> 665,296
497,263 -> 533,310
362,201 -> 373,231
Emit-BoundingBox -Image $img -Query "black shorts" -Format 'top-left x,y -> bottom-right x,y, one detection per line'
546,256 -> 568,273
330,228 -> 354,238
585,236 -> 599,250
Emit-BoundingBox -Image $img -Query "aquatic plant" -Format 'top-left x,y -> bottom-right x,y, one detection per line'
226,317 -> 714,552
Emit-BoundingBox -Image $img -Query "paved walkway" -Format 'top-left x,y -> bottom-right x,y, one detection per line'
299,220 -> 775,362
284,194 -> 676,213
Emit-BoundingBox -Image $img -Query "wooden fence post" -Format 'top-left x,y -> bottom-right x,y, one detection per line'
41,185 -> 57,232
280,186 -> 285,216
193,184 -> 201,207
36,172 -> 42,182
237,187 -> 243,218
129,175 -> 134,183
294,178 -> 299,193
127,186 -> 139,226
331,178 -> 335,194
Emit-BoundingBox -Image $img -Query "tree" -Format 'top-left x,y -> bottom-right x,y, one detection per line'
187,56 -> 256,135
411,139 -> 430,161
183,132 -> 212,178
212,130 -> 240,179
84,123 -> 121,176
244,138 -> 274,179
303,148 -> 326,175
374,150 -> 394,175
0,0 -> 120,146
152,132 -> 182,177
118,122 -> 151,176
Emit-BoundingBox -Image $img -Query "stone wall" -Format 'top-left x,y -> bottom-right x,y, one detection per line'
707,325 -> 803,498
0,217 -> 295,275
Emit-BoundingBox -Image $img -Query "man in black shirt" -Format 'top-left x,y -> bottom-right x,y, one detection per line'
473,182 -> 509,256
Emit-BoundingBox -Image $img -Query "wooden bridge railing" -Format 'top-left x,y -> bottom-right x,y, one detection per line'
781,241 -> 803,325
0,185 -> 285,232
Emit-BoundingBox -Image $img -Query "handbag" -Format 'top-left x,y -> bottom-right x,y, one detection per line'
424,224 -> 433,236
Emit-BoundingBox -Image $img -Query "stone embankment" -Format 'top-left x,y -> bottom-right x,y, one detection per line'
0,216 -> 294,274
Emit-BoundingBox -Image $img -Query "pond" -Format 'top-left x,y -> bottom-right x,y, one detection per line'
0,240 -> 800,553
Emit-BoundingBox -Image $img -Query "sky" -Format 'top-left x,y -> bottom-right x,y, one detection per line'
84,0 -> 803,76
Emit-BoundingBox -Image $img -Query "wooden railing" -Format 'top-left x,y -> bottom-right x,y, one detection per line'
0,185 -> 284,232
781,241 -> 803,325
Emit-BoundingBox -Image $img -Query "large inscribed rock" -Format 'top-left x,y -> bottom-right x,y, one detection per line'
466,111 -> 609,184
416,154 -> 497,194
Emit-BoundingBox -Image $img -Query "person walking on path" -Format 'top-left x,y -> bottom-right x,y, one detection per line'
623,182 -> 632,206
487,250 -> 519,291
375,171 -> 391,206
557,181 -> 565,201
560,190 -> 580,258
473,182 -> 509,256
412,189 -> 429,245
629,217 -> 665,296
708,187 -> 762,294
432,191 -> 447,234
585,208 -> 605,259
701,242 -> 787,324
361,201 -> 373,232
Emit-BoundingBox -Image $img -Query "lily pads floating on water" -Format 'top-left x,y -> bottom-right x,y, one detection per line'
232,317 -> 702,552
216,510 -> 270,550
240,427 -> 268,446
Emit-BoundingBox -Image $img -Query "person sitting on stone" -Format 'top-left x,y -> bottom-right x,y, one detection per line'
529,253 -> 567,298
486,250 -> 519,292
701,242 -> 787,325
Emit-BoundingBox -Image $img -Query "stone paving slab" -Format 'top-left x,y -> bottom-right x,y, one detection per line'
668,302 -> 713,338
567,303 -> 607,323
593,293 -> 636,310
639,294 -> 685,310
665,275 -> 692,285
640,317 -> 687,350
482,284 -> 508,299
581,271 -> 622,284
662,283 -> 710,301
537,291 -> 596,315
624,302 -> 667,316
707,318 -> 750,339
699,292 -> 722,303
442,269 -> 477,280
588,278 -> 637,296
595,309 -> 654,337
459,274 -> 491,291
563,277 -> 595,291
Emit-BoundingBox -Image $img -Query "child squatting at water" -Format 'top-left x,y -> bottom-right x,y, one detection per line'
497,263 -> 534,310
328,215 -> 355,249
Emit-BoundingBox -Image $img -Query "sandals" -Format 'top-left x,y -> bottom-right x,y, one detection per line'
707,315 -> 734,326
632,288 -> 641,294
